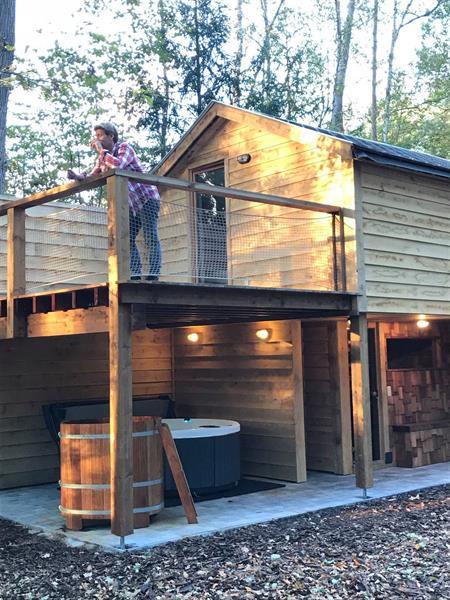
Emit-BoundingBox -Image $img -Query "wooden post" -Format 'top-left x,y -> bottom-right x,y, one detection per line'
338,209 -> 347,292
328,320 -> 353,475
350,313 -> 373,490
107,175 -> 133,538
6,207 -> 26,338
291,320 -> 307,482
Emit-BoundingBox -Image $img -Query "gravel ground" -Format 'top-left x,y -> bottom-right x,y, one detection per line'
0,484 -> 449,599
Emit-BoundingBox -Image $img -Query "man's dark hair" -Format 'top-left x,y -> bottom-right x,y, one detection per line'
94,121 -> 119,143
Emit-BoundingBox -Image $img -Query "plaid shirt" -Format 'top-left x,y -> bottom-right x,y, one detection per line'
90,142 -> 160,215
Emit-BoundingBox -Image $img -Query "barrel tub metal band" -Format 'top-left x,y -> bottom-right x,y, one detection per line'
59,503 -> 164,516
59,429 -> 159,440
59,478 -> 163,490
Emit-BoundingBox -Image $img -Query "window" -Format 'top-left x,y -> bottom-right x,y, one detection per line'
386,338 -> 434,370
193,165 -> 227,283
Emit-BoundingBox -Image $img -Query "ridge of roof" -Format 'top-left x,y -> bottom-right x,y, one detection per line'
154,101 -> 450,178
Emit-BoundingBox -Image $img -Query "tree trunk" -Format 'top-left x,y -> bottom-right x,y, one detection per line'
0,0 -> 16,194
330,0 -> 356,132
382,0 -> 400,143
261,0 -> 271,104
158,0 -> 169,156
371,0 -> 379,140
193,0 -> 202,114
382,0 -> 442,142
231,0 -> 244,105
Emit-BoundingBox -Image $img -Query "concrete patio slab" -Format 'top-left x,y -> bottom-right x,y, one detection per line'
0,463 -> 448,552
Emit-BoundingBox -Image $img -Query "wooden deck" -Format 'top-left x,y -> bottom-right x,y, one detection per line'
0,280 -> 353,339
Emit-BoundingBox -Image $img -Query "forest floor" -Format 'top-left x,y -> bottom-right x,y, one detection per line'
0,484 -> 448,599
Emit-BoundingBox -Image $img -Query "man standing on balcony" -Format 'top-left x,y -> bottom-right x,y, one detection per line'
67,122 -> 161,281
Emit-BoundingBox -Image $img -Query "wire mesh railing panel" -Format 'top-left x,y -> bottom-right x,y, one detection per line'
2,186 -> 347,295
227,207 -> 335,290
151,195 -> 340,291
24,201 -> 108,293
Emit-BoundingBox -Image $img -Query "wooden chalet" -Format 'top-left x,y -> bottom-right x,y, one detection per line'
0,101 -> 449,540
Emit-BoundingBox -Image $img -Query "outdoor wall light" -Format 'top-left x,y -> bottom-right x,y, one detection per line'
237,153 -> 251,164
186,332 -> 201,343
417,315 -> 430,329
255,328 -> 272,341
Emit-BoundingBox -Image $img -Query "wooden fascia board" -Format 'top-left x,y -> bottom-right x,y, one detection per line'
119,282 -> 353,312
156,102 -> 354,177
155,105 -> 221,176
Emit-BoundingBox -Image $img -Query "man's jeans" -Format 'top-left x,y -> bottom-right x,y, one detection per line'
129,199 -> 161,278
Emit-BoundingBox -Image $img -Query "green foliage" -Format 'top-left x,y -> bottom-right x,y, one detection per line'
4,0 -> 450,198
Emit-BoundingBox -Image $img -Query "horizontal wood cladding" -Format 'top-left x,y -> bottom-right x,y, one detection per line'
0,202 -> 108,295
360,164 -> 450,315
0,329 -> 172,489
173,320 -> 300,481
165,116 -> 356,292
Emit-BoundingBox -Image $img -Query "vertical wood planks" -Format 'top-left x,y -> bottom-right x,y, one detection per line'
6,207 -> 26,338
107,175 -> 134,537
350,313 -> 373,489
329,320 -> 353,475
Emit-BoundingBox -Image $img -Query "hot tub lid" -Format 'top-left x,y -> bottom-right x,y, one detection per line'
162,418 -> 240,439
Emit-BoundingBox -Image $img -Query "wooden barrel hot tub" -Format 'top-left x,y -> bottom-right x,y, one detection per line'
59,416 -> 163,530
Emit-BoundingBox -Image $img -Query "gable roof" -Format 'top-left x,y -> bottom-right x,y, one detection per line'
154,101 -> 450,180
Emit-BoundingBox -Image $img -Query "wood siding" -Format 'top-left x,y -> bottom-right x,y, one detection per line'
173,320 -> 303,482
164,117 -> 356,292
0,202 -> 108,295
360,164 -> 450,315
0,329 -> 172,489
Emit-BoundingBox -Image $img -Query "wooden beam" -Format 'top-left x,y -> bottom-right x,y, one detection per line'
329,320 -> 353,475
0,173 -> 109,216
376,322 -> 392,462
6,207 -> 26,338
116,171 -> 340,214
350,313 -> 373,489
108,175 -> 133,538
291,320 -> 307,482
120,281 -> 353,312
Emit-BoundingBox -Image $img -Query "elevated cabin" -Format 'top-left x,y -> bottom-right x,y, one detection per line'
0,102 -> 449,540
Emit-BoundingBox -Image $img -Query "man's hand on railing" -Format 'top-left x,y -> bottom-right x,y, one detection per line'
67,169 -> 87,182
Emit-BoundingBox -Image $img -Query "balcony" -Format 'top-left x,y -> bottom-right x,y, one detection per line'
0,170 -> 354,337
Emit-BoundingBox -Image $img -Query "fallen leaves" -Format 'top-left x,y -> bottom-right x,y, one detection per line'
0,484 -> 449,599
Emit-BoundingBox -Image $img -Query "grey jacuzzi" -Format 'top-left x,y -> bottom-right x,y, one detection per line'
162,418 -> 241,495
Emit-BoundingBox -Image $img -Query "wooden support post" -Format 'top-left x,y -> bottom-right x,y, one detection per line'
350,313 -> 374,489
159,423 -> 198,524
107,175 -> 133,538
291,320 -> 307,482
329,320 -> 353,475
6,207 -> 26,338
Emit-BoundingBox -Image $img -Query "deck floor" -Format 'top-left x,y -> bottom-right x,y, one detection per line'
0,463 -> 448,552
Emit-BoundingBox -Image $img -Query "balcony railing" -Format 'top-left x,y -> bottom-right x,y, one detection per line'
0,170 -> 349,305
